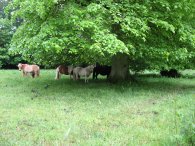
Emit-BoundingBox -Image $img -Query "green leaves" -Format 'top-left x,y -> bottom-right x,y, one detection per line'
90,31 -> 129,55
150,19 -> 175,33
0,47 -> 9,68
0,16 -> 24,68
6,0 -> 195,70
121,16 -> 149,40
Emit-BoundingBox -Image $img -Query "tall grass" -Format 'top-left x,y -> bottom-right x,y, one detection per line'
0,70 -> 194,145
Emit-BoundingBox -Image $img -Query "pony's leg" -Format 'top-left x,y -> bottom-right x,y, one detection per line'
32,72 -> 35,78
37,69 -> 40,77
74,73 -> 76,80
24,71 -> 28,77
36,70 -> 40,78
73,73 -> 76,80
76,73 -> 79,80
22,71 -> 25,77
85,74 -> 87,83
93,71 -> 97,79
34,71 -> 37,78
93,70 -> 95,79
55,68 -> 60,80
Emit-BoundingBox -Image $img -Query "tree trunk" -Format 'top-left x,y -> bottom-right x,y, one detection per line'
109,53 -> 129,83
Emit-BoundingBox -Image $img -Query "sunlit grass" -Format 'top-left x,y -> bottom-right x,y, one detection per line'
0,69 -> 194,145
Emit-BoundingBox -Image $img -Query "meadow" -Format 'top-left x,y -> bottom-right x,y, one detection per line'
0,70 -> 194,145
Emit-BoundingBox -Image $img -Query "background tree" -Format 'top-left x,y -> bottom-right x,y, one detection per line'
0,0 -> 23,69
0,18 -> 11,68
7,0 -> 195,81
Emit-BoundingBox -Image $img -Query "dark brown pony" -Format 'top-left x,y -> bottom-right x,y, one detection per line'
93,63 -> 111,79
55,65 -> 73,80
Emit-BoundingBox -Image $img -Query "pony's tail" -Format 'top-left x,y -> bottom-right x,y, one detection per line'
55,67 -> 60,80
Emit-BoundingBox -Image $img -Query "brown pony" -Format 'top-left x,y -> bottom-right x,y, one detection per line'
55,65 -> 73,80
18,63 -> 40,78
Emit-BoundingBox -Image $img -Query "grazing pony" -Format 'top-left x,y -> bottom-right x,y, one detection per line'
73,65 -> 95,83
17,63 -> 40,78
55,65 -> 73,80
93,63 -> 111,79
160,69 -> 180,78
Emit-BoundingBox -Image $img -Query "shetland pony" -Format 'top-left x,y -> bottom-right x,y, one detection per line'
93,64 -> 111,79
55,65 -> 73,80
160,69 -> 180,78
73,65 -> 95,83
17,63 -> 40,78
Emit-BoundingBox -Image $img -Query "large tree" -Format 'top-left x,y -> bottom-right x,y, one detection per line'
7,0 -> 195,81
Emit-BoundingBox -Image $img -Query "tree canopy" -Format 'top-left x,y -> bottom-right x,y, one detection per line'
6,0 -> 195,71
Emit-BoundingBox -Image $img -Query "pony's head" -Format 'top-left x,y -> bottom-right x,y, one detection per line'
17,63 -> 23,71
88,64 -> 96,72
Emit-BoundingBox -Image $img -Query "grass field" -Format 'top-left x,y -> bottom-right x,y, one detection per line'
0,70 -> 194,145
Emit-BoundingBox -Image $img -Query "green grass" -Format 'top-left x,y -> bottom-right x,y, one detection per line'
0,70 -> 194,145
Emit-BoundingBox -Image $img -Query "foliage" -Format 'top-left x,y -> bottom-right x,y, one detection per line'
0,0 -> 11,18
0,47 -> 9,68
0,0 -> 24,69
0,18 -> 14,68
6,0 -> 195,70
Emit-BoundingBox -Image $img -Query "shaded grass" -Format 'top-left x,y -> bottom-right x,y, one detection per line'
0,70 -> 194,145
